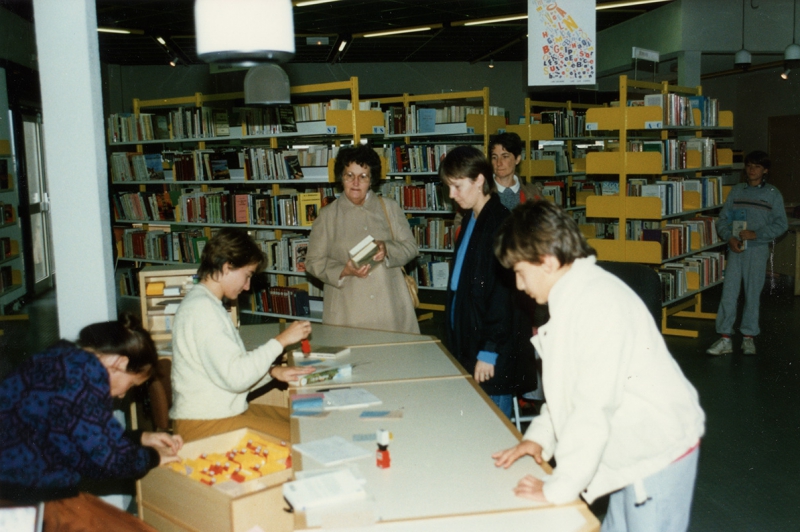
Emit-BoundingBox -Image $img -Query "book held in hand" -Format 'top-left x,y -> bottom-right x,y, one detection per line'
293,345 -> 351,360
348,235 -> 380,268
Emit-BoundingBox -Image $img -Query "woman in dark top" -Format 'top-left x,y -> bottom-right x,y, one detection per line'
439,146 -> 537,418
0,314 -> 183,531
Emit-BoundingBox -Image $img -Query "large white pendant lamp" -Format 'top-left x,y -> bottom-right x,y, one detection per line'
194,0 -> 295,104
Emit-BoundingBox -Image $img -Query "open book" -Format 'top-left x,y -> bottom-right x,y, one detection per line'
349,235 -> 379,268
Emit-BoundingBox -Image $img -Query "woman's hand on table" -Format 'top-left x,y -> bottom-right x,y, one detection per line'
142,432 -> 184,466
270,365 -> 316,383
275,320 -> 312,348
492,439 -> 544,468
512,475 -> 547,502
341,259 -> 371,279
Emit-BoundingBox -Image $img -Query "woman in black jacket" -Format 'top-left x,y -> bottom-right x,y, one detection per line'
439,146 -> 537,418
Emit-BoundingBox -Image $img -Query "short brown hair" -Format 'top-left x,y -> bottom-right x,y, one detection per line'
333,144 -> 382,185
196,228 -> 266,281
494,200 -> 596,268
438,145 -> 494,196
77,313 -> 157,376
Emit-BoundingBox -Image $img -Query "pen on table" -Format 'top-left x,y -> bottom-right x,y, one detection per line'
317,387 -> 350,392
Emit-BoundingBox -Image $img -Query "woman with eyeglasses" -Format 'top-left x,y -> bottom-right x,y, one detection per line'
306,144 -> 420,333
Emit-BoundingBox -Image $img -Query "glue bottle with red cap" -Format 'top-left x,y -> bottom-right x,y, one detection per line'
376,428 -> 391,469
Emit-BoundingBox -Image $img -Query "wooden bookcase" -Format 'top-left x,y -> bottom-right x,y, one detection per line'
583,75 -> 734,337
0,151 -> 25,312
137,265 -> 238,354
108,77 -> 385,324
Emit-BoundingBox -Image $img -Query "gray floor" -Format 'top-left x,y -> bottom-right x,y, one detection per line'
2,280 -> 799,530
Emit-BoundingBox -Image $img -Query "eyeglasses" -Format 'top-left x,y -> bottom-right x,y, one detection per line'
343,172 -> 371,183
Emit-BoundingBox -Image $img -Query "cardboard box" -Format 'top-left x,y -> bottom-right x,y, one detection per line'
139,428 -> 293,532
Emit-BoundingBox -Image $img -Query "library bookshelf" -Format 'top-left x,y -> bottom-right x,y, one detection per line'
0,149 -> 25,312
108,77 -> 384,325
374,88 -> 504,316
584,75 -> 733,337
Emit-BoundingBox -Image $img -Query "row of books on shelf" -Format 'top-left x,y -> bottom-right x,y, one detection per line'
410,254 -> 450,288
251,231 -> 308,273
529,142 -> 572,173
386,104 -> 505,134
629,94 -> 720,127
116,266 -> 140,296
0,159 -> 11,189
292,99 -> 381,122
0,265 -> 20,292
243,146 -> 332,181
627,137 -> 721,170
115,227 -> 209,264
523,109 -> 587,138
113,189 -> 331,227
247,285 -> 313,317
380,182 -> 453,212
107,107 -> 231,143
658,251 -> 725,303
387,143 -> 472,174
0,202 -> 15,224
627,176 -> 723,215
408,217 -> 455,251
1,236 -> 18,258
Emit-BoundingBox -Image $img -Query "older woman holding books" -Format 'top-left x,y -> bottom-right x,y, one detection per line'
306,144 -> 420,334
439,146 -> 537,418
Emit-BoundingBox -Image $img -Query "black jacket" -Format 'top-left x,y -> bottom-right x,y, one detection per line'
445,194 -> 538,395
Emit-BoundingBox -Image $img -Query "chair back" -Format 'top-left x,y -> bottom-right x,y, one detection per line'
597,261 -> 661,326
148,358 -> 172,432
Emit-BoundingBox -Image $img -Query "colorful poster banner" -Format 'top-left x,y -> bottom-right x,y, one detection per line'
528,0 -> 596,86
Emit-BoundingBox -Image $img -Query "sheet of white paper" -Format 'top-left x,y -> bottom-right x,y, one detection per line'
293,436 -> 371,466
323,388 -> 382,410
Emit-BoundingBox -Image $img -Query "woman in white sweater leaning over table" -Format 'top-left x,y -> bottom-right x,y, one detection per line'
170,228 -> 315,443
492,201 -> 705,532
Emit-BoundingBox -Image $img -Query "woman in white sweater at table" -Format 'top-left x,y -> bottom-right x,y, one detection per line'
170,228 -> 315,442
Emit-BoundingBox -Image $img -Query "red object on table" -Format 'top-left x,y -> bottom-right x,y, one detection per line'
301,339 -> 311,355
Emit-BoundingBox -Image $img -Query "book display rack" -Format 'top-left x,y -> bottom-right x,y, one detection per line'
583,75 -> 733,337
108,77 -> 384,324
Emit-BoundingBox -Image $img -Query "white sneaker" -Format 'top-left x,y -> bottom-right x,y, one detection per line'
706,337 -> 733,356
742,337 -> 757,355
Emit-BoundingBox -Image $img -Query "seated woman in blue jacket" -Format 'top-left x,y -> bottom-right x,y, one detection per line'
0,314 -> 183,531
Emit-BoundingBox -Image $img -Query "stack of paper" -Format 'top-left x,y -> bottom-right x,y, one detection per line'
283,468 -> 367,511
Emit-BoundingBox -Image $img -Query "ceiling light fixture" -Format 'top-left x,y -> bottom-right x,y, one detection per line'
97,27 -> 141,35
734,0 -> 751,69
339,39 -> 348,52
359,25 -> 440,38
488,59 -> 495,69
169,55 -> 180,67
294,0 -> 343,7
780,68 -> 792,79
457,15 -> 528,27
595,0 -> 671,10
156,36 -> 166,45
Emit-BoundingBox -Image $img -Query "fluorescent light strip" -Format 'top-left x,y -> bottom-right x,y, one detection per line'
463,15 -> 528,26
156,37 -> 166,45
338,40 -> 348,51
294,0 -> 343,7
596,0 -> 671,10
98,27 -> 131,34
362,27 -> 433,38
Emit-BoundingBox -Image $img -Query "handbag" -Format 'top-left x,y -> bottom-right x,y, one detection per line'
379,197 -> 420,309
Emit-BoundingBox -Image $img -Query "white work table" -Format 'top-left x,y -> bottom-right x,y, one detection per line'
290,378 -> 598,531
289,340 -> 467,388
239,322 -> 437,350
